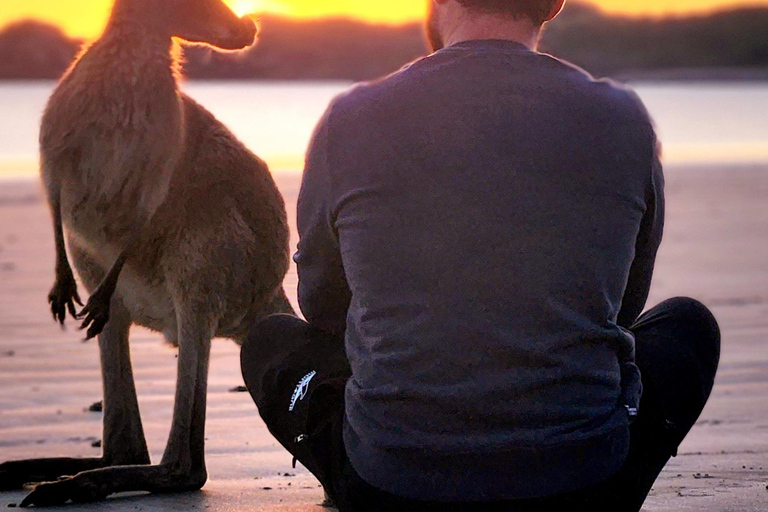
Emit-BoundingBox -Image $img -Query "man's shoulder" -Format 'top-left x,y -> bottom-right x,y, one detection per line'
326,49 -> 654,135
590,78 -> 653,127
541,53 -> 653,124
326,56 -> 431,120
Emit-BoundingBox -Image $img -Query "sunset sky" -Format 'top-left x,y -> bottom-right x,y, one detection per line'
1,0 -> 768,38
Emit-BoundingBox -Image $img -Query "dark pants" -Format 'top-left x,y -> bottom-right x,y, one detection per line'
240,297 -> 720,512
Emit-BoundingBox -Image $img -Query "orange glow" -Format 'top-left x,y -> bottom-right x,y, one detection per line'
228,0 -> 291,18
1,0 -> 767,39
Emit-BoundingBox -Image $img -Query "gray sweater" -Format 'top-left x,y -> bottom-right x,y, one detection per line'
294,39 -> 664,501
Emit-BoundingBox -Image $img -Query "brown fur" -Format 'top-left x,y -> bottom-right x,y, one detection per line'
0,0 -> 294,504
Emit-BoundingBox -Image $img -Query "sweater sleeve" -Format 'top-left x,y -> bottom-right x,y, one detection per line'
617,139 -> 665,328
294,106 -> 352,336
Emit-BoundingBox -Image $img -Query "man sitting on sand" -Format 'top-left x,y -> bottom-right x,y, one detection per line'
240,0 -> 721,510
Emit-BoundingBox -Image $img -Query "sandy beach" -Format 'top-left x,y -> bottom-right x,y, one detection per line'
0,165 -> 766,511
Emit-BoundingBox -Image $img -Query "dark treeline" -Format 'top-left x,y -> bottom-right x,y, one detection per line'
0,21 -> 81,79
540,3 -> 768,78
1,3 -> 767,81
183,17 -> 427,80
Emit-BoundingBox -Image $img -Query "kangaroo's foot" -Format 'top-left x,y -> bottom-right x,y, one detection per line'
19,464 -> 207,507
48,267 -> 82,325
77,286 -> 113,340
0,457 -> 139,492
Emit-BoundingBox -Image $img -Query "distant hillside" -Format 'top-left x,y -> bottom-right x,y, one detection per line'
0,21 -> 81,79
1,4 -> 767,81
183,17 -> 427,81
540,3 -> 768,78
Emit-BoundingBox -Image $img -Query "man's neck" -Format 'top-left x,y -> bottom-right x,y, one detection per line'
442,13 -> 540,50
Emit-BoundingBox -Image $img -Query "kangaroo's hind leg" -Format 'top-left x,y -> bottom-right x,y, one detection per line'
73,246 -> 150,467
19,301 -> 214,506
0,252 -> 150,491
96,298 -> 152,466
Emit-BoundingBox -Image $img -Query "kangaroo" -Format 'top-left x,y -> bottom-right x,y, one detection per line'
0,0 -> 294,505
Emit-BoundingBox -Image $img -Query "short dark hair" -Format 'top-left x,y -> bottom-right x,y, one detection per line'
456,0 -> 560,26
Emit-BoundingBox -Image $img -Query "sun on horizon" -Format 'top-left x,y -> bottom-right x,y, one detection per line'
1,0 -> 768,39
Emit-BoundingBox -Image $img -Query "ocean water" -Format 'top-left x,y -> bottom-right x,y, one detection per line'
0,80 -> 766,178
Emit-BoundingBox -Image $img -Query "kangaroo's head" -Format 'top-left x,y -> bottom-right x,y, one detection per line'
167,0 -> 256,50
113,0 -> 257,50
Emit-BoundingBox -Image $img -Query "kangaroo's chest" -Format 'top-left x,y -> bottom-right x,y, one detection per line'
43,61 -> 184,241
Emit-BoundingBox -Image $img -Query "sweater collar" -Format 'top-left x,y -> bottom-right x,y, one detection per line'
445,39 -> 533,53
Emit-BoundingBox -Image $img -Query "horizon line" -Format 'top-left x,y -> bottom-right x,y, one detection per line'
2,1 -> 768,40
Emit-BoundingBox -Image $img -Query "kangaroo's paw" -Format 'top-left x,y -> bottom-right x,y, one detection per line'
47,269 -> 82,325
0,458 -> 112,492
77,288 -> 112,340
20,475 -> 109,507
19,464 -> 206,507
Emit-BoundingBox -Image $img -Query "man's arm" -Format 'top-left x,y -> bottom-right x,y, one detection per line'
617,142 -> 665,328
294,108 -> 352,336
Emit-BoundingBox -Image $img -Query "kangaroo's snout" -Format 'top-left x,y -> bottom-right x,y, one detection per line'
216,16 -> 257,50
159,0 -> 259,51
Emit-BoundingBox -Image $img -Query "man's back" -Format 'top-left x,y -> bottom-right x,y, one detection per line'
295,39 -> 663,501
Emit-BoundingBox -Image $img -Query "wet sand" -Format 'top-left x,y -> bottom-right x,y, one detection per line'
0,166 -> 767,510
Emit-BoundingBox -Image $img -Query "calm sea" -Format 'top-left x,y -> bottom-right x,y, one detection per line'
0,81 -> 766,178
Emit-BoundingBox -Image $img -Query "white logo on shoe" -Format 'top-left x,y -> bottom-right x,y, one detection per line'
289,370 -> 317,412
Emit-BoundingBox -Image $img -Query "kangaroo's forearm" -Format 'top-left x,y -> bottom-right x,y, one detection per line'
51,193 -> 72,277
77,239 -> 135,339
47,189 -> 82,323
101,249 -> 130,294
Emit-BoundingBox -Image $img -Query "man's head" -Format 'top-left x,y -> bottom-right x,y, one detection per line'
426,0 -> 565,52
